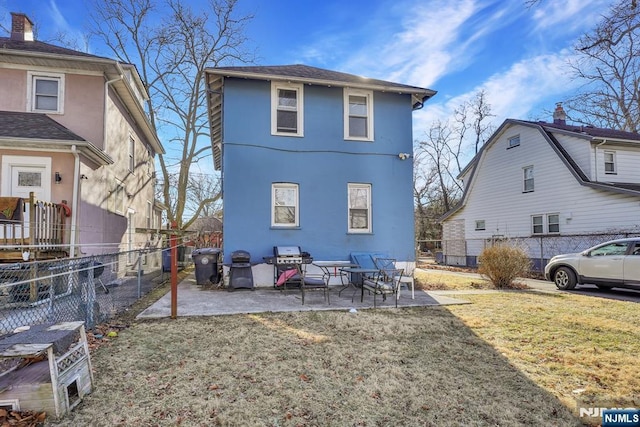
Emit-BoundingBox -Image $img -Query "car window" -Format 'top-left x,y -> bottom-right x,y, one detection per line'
590,242 -> 629,256
632,242 -> 640,256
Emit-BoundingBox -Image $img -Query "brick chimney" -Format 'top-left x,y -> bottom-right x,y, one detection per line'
10,12 -> 34,42
553,102 -> 567,125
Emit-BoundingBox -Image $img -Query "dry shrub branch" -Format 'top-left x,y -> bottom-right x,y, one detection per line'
478,245 -> 531,289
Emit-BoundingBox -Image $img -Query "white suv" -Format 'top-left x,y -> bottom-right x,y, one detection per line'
544,238 -> 640,290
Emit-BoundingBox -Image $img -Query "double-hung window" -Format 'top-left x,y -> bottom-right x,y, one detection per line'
604,150 -> 616,174
271,82 -> 303,136
532,213 -> 560,235
272,183 -> 299,227
344,89 -> 373,141
348,183 -> 371,233
523,166 -> 534,192
28,72 -> 64,114
128,136 -> 135,173
113,180 -> 125,215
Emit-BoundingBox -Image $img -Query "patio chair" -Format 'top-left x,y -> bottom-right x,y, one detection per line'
373,258 -> 414,299
362,259 -> 404,308
298,263 -> 330,305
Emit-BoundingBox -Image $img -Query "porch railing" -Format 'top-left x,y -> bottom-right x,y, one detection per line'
0,192 -> 67,253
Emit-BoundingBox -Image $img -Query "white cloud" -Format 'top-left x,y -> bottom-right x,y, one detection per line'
531,0 -> 612,32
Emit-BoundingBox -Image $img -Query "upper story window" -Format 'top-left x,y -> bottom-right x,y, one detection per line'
604,150 -> 616,174
508,135 -> 520,149
128,136 -> 135,173
344,89 -> 374,141
272,183 -> 299,227
523,166 -> 534,192
348,183 -> 371,233
113,180 -> 125,215
271,82 -> 303,136
27,72 -> 65,114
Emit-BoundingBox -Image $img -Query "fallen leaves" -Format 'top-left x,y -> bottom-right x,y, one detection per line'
0,408 -> 46,426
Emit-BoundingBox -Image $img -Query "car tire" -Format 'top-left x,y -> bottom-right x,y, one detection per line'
554,267 -> 577,290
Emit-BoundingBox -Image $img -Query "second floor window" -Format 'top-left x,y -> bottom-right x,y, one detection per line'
344,89 -> 374,141
113,180 -> 125,214
272,183 -> 299,227
604,150 -> 616,174
28,72 -> 64,114
475,220 -> 486,231
271,82 -> 303,136
129,136 -> 135,173
523,166 -> 534,192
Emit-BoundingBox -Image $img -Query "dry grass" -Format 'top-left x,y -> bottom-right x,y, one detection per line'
446,292 -> 640,409
47,307 -> 580,427
414,269 -> 493,290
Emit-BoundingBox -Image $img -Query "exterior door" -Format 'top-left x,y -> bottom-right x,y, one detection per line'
10,165 -> 50,201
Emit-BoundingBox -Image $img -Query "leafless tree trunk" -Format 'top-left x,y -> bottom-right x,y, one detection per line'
566,1 -> 639,131
90,0 -> 254,229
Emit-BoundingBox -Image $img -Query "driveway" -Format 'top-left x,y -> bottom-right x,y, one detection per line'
420,266 -> 640,303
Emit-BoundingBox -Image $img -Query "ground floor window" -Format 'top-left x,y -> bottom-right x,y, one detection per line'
348,183 -> 371,233
272,183 -> 299,227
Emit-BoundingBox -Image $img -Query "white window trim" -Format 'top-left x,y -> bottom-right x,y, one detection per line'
508,135 -> 520,149
128,135 -> 136,173
271,82 -> 304,137
113,179 -> 125,215
531,213 -> 560,235
271,183 -> 299,227
475,220 -> 486,231
531,215 -> 544,235
547,213 -> 560,234
604,150 -> 616,174
344,88 -> 374,141
27,71 -> 65,114
347,183 -> 372,233
523,166 -> 534,193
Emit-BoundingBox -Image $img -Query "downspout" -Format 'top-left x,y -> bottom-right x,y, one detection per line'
594,139 -> 607,182
103,74 -> 124,152
70,145 -> 80,258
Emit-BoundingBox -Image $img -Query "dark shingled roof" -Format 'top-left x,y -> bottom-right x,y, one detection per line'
0,37 -> 111,60
0,111 -> 86,141
533,121 -> 640,142
209,64 -> 433,93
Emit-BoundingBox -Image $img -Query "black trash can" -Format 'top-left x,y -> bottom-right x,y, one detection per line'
192,248 -> 222,285
229,250 -> 254,291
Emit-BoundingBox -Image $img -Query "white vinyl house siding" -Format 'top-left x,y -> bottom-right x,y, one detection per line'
555,134 -> 592,178
593,144 -> 640,184
446,123 -> 640,261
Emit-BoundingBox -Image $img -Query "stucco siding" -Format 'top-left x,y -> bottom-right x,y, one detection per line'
221,78 -> 415,274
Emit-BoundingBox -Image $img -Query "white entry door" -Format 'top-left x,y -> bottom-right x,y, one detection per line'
1,156 -> 52,201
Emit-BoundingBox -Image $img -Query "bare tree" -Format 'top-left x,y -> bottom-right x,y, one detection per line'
90,0 -> 254,229
566,1 -> 640,131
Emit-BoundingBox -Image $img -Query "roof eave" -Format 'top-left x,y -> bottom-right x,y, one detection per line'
0,137 -> 114,166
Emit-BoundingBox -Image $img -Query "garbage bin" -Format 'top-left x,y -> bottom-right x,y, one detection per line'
163,246 -> 187,272
192,248 -> 222,285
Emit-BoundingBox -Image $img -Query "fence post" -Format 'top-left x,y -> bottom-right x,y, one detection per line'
170,221 -> 177,319
137,250 -> 142,299
87,259 -> 96,329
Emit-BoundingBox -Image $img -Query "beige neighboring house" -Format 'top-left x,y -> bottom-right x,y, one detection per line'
0,13 -> 165,263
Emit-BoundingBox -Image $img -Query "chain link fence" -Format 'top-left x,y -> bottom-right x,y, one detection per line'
0,246 -> 193,335
439,231 -> 640,272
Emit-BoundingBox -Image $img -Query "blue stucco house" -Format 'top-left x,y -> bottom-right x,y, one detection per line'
204,65 -> 436,286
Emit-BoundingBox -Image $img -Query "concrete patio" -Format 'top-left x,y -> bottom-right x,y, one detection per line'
137,272 -> 470,318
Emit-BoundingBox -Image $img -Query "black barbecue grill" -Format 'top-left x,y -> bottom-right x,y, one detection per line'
228,250 -> 254,291
264,246 -> 313,289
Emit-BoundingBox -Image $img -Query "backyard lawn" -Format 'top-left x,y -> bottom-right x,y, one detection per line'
45,273 -> 639,426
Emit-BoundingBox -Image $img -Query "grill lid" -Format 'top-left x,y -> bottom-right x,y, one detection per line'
274,246 -> 301,256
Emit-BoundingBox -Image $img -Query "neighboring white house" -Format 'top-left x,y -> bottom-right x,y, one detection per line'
440,104 -> 640,270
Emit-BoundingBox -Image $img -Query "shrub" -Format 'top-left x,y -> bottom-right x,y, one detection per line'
478,245 -> 531,289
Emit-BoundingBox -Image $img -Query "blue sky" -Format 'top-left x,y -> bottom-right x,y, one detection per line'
2,0 -> 614,155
